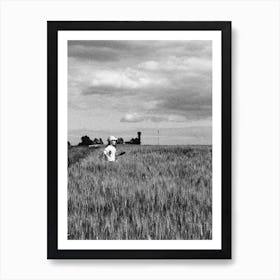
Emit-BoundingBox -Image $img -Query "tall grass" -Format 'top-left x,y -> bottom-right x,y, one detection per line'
68,146 -> 91,166
68,145 -> 212,240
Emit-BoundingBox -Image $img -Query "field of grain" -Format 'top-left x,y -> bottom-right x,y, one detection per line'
68,145 -> 212,240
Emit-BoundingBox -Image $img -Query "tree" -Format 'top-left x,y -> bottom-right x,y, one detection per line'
78,135 -> 94,146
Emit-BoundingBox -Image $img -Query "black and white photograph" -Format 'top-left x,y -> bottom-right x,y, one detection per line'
48,21 -> 231,259
68,39 -> 213,240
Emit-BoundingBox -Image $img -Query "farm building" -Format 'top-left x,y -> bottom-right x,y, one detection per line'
125,132 -> 141,145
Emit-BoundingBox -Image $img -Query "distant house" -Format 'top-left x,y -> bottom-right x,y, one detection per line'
125,132 -> 141,145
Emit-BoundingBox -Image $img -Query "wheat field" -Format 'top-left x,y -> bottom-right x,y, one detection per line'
68,145 -> 212,240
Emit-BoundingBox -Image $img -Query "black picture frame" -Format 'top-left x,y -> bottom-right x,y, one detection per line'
47,21 -> 231,259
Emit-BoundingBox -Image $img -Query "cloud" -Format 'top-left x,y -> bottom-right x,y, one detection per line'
138,60 -> 159,70
120,113 -> 168,123
68,41 -> 129,62
88,68 -> 162,90
72,67 -> 168,98
82,86 -> 120,96
119,112 -> 201,124
152,89 -> 212,120
68,40 -> 213,124
68,40 -> 212,62
138,56 -> 211,73
149,116 -> 168,122
120,113 -> 145,123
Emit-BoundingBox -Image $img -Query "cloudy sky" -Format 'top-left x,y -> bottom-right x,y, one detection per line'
68,40 -> 212,145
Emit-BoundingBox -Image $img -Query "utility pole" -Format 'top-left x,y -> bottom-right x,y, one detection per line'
158,129 -> 159,145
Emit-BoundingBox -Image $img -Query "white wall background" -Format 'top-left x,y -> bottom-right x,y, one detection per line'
0,0 -> 279,279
